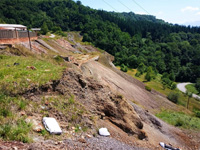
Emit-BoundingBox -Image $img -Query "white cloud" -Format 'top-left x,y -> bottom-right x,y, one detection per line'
181,6 -> 199,12
196,12 -> 200,15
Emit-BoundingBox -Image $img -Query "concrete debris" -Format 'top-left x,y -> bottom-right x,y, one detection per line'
43,117 -> 62,135
159,142 -> 181,150
99,128 -> 110,136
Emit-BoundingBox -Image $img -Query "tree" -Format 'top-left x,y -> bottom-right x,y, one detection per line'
145,66 -> 154,81
186,90 -> 192,109
145,72 -> 151,81
195,78 -> 200,94
137,63 -> 146,75
40,21 -> 48,35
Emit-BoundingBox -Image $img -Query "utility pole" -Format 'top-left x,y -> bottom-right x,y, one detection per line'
27,30 -> 32,50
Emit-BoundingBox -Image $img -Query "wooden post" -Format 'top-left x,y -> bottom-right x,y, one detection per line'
15,28 -> 18,39
27,30 -> 32,50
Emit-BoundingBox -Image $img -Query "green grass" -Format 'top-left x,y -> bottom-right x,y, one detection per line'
185,84 -> 199,95
0,119 -> 32,143
0,55 -> 64,94
156,111 -> 200,130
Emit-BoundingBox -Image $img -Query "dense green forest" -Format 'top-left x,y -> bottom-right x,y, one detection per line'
1,0 -> 200,85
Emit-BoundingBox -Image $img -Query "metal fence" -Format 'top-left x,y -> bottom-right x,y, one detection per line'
0,30 -> 37,39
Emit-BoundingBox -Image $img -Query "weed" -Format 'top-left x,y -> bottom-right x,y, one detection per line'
0,119 -> 32,143
40,129 -> 49,137
68,95 -> 75,104
0,108 -> 12,117
75,125 -> 81,132
18,100 -> 27,110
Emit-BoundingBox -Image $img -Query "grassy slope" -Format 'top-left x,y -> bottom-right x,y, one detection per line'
0,45 -> 66,142
0,55 -> 64,95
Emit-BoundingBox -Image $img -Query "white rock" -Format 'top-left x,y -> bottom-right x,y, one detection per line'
99,128 -> 110,136
159,142 -> 165,148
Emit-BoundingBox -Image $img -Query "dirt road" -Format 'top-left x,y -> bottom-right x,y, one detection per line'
177,83 -> 200,99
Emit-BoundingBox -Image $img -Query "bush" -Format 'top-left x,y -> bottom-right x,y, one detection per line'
120,64 -> 128,72
194,110 -> 200,118
54,55 -> 63,63
145,86 -> 151,92
135,72 -> 141,77
170,82 -> 177,90
175,118 -> 184,127
167,92 -> 179,103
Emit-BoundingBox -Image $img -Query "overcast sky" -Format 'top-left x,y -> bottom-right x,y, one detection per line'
78,0 -> 200,26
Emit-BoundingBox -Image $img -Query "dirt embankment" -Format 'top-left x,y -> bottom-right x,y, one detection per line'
80,56 -> 199,150
21,64 -> 198,150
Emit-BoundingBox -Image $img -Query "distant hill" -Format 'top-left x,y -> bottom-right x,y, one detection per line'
113,12 -> 166,24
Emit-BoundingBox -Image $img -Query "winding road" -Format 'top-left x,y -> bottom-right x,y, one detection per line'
177,83 -> 200,100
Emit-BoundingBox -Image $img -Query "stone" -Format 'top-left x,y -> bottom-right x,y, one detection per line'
78,138 -> 87,143
86,134 -> 92,138
99,128 -> 110,136
12,147 -> 18,150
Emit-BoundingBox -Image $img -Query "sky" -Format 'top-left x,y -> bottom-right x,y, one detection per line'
78,0 -> 200,26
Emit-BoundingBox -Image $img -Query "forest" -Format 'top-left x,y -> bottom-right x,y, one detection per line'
0,0 -> 200,88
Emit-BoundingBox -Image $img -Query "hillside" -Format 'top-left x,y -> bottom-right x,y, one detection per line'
0,0 -> 200,149
0,32 -> 199,149
1,0 -> 200,84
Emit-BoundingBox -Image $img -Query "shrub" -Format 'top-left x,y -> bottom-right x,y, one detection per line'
175,118 -> 184,127
54,55 -> 63,63
135,72 -> 141,77
120,64 -> 128,72
167,92 -> 179,103
194,110 -> 200,118
145,86 -> 151,92
170,82 -> 177,90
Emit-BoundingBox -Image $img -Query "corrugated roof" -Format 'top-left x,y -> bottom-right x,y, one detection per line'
0,24 -> 27,28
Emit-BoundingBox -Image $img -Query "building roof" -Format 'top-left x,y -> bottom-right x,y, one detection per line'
31,28 -> 41,31
0,24 -> 27,29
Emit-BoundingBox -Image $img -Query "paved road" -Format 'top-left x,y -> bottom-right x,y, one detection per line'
177,83 -> 200,100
